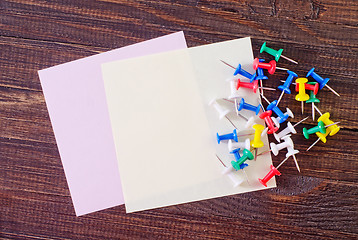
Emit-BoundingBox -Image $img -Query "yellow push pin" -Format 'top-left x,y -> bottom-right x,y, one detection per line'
295,78 -> 310,114
306,129 -> 331,151
251,124 -> 265,160
317,112 -> 340,136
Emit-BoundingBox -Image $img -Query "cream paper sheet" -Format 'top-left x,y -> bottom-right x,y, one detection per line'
102,37 -> 274,213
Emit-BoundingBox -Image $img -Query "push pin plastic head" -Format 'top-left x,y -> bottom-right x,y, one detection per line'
270,134 -> 293,156
230,148 -> 241,162
302,121 -> 326,139
228,138 -> 251,152
274,122 -> 297,142
253,58 -> 276,75
217,129 -> 238,144
317,112 -> 340,136
245,116 -> 256,129
306,129 -> 331,151
237,79 -> 259,93
255,59 -> 268,80
228,80 -> 241,99
296,81 -> 319,95
251,124 -> 265,148
220,60 -> 256,82
306,83 -> 320,121
276,70 -> 298,106
259,110 -> 279,134
238,98 -> 261,115
231,149 -> 254,170
267,100 -> 291,124
258,164 -> 281,187
260,42 -> 298,64
306,68 -> 340,97
295,78 -> 310,114
209,98 -> 231,119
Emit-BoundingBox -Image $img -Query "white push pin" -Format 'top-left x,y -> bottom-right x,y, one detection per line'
228,138 -> 251,152
218,155 -> 247,187
274,122 -> 296,142
270,135 -> 293,156
245,116 -> 256,129
272,107 -> 294,124
271,117 -> 280,129
228,80 -> 241,99
209,98 -> 230,119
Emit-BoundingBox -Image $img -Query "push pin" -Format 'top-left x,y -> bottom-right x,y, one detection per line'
283,138 -> 300,172
295,81 -> 319,96
306,86 -> 320,121
228,138 -> 251,152
260,42 -> 298,64
317,112 -> 341,136
228,80 -> 241,99
267,100 -> 293,124
253,58 -> 288,75
259,110 -> 279,134
274,122 -> 297,142
220,60 -> 256,82
270,135 -> 293,156
245,116 -> 257,129
251,124 -> 265,160
238,98 -> 261,115
302,121 -> 340,140
306,129 -> 331,151
277,70 -> 298,106
231,149 -> 254,171
295,78 -> 310,114
217,129 -> 238,144
218,155 -> 247,187
255,59 -> 268,80
306,68 -> 340,97
230,148 -> 241,162
272,108 -> 294,125
236,79 -> 276,93
259,156 -> 292,187
209,98 -> 231,119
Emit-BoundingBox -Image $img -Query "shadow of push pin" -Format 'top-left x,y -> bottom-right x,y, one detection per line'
238,98 -> 261,115
305,84 -> 320,121
220,60 -> 256,82
307,68 -> 340,97
258,156 -> 290,187
259,110 -> 279,134
295,78 -> 310,114
277,70 -> 298,106
260,42 -> 298,64
251,124 -> 265,160
217,129 -> 238,144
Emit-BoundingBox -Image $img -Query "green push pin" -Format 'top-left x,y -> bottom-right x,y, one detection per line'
306,82 -> 320,121
231,149 -> 254,171
260,42 -> 298,64
303,121 -> 326,139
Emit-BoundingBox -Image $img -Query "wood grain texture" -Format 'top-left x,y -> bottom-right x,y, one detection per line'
0,0 -> 357,239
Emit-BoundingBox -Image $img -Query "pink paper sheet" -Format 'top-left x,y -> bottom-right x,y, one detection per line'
38,32 -> 187,216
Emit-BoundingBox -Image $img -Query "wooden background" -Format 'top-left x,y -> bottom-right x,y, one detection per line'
1,0 -> 357,239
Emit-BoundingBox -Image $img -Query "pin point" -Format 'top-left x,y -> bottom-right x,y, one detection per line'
220,60 -> 256,82
270,134 -> 293,156
302,121 -> 326,139
306,86 -> 320,121
217,129 -> 238,144
253,58 -> 288,75
267,100 -> 292,124
238,98 -> 261,115
306,68 -> 340,97
260,42 -> 298,64
317,112 -> 341,136
259,110 -> 279,134
274,122 -> 297,142
306,129 -> 331,151
236,79 -> 276,93
228,138 -> 251,152
209,98 -> 231,119
295,78 -> 310,114
255,59 -> 268,80
231,149 -> 254,170
277,70 -> 298,106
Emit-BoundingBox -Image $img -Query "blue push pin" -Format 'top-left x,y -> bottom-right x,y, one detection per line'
230,148 -> 241,162
267,100 -> 289,124
255,59 -> 268,80
276,70 -> 298,106
234,64 -> 256,82
217,129 -> 238,144
238,98 -> 261,115
306,68 -> 340,97
231,162 -> 249,171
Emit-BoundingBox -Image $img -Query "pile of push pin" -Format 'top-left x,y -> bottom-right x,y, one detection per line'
212,42 -> 341,187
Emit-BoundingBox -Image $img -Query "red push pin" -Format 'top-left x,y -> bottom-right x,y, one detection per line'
258,156 -> 289,187
236,79 -> 276,93
253,58 -> 288,75
259,110 -> 279,134
295,82 -> 319,95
